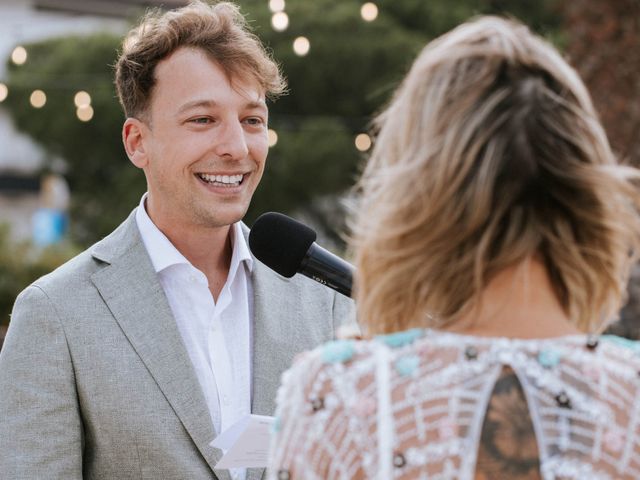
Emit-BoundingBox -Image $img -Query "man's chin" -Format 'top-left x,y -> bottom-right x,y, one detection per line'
200,209 -> 248,229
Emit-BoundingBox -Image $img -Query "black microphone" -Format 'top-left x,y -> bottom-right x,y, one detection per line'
249,212 -> 354,297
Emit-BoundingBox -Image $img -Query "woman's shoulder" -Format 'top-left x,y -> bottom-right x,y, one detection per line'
599,334 -> 640,356
283,336 -> 383,380
288,328 -> 427,369
541,334 -> 640,371
281,329 -> 640,393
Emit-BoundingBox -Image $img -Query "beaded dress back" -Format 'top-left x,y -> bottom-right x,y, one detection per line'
268,330 -> 640,479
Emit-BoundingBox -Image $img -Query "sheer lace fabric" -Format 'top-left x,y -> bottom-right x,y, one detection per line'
268,330 -> 640,479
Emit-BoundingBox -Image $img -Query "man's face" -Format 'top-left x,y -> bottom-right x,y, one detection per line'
133,47 -> 269,233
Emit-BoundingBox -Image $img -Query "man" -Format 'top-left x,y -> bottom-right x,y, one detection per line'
0,2 -> 353,479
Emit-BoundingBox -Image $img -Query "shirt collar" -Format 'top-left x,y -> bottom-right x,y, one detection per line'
135,193 -> 253,274
229,221 -> 254,274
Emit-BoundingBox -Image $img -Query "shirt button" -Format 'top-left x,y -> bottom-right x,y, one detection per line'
223,395 -> 230,405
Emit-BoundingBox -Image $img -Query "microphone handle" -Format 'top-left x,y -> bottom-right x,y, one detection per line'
299,243 -> 354,297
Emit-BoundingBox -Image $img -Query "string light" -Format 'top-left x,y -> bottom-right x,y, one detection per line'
268,128 -> 278,147
269,0 -> 285,13
361,3 -> 378,22
293,37 -> 310,56
11,46 -> 27,65
355,133 -> 372,151
74,91 -> 91,108
271,11 -> 289,31
0,83 -> 8,102
30,90 -> 46,108
77,105 -> 94,122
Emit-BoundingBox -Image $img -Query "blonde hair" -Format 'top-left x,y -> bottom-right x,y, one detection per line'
115,0 -> 286,119
352,16 -> 640,335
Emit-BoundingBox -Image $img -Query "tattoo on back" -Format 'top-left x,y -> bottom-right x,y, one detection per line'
475,366 -> 542,480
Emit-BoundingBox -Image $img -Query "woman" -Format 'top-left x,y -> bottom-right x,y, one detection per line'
268,16 -> 640,480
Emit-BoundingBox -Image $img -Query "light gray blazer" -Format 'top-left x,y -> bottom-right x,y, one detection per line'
0,209 -> 354,480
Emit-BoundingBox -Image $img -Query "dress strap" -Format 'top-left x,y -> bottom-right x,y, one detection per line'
376,344 -> 394,479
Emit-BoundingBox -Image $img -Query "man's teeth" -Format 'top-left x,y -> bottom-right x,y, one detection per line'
199,173 -> 243,185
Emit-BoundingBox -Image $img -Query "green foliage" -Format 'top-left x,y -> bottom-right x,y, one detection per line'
241,0 -> 428,224
248,0 -> 426,117
252,117 -> 360,216
243,0 -> 562,224
0,224 -> 80,326
377,0 -> 562,36
2,0 -> 562,247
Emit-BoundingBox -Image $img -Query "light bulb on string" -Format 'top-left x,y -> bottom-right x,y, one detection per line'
355,133 -> 372,152
74,91 -> 92,108
268,129 -> 278,147
77,105 -> 94,122
11,46 -> 27,65
271,12 -> 289,31
293,37 -> 310,56
269,0 -> 285,13
30,90 -> 46,108
361,3 -> 378,22
0,83 -> 8,102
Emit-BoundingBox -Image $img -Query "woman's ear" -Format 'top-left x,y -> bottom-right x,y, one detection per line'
122,117 -> 149,169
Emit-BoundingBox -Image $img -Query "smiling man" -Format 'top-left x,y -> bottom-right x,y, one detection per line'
0,2 -> 354,480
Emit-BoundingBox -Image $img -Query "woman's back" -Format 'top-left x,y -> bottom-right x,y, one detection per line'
269,15 -> 640,480
269,330 -> 640,479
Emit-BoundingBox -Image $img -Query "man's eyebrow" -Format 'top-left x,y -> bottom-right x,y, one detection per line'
177,99 -> 217,114
176,99 -> 267,115
246,100 -> 267,111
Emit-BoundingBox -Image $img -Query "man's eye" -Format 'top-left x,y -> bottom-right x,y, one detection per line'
190,117 -> 211,124
244,117 -> 264,126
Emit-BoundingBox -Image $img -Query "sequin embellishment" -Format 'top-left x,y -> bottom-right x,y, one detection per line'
377,328 -> 423,348
555,391 -> 572,408
395,355 -> 420,377
465,345 -> 478,360
538,348 -> 561,368
321,340 -> 355,364
393,452 -> 406,468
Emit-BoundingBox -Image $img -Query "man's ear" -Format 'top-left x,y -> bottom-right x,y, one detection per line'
122,117 -> 149,169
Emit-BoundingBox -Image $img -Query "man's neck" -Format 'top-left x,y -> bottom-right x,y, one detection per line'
158,220 -> 234,301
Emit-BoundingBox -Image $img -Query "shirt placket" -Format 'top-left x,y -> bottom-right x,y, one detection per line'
209,286 -> 234,435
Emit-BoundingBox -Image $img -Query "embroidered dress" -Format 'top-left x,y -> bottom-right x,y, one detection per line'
268,330 -> 640,479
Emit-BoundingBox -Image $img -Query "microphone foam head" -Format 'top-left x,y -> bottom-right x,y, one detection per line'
249,212 -> 317,278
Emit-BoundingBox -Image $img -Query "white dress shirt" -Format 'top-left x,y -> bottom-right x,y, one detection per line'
136,194 -> 252,480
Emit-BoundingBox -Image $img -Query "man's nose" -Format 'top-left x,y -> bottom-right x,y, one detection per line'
214,121 -> 249,160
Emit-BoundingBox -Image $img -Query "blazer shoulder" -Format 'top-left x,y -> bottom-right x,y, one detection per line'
27,210 -> 140,301
29,248 -> 98,295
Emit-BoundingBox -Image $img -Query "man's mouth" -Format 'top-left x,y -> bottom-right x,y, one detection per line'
196,173 -> 245,187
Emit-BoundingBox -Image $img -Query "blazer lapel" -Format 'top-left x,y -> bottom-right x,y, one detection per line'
90,212 -> 232,480
250,260 -> 302,418
242,222 -> 302,480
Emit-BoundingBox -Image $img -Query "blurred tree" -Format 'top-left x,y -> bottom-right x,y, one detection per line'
249,0 -> 562,240
560,0 -> 640,165
559,0 -> 640,338
378,0 -> 561,37
242,0 -> 427,241
2,0 -> 561,249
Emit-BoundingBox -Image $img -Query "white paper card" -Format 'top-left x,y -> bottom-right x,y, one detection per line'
211,414 -> 274,469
